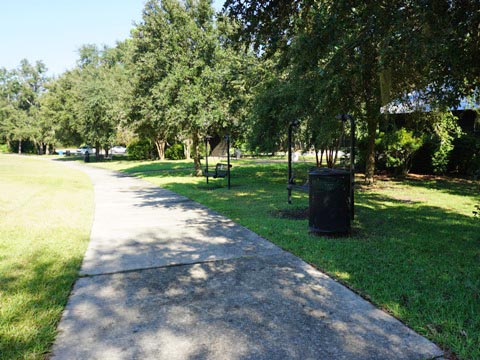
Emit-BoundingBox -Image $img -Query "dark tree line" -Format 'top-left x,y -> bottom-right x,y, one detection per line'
224,0 -> 480,181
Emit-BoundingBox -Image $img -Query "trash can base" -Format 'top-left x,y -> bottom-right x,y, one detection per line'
309,226 -> 351,237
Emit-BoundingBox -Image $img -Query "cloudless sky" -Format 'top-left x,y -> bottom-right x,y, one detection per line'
0,0 -> 225,77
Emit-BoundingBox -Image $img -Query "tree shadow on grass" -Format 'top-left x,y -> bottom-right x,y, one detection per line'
338,192 -> 480,358
372,173 -> 480,198
53,156 -> 84,162
123,162 -> 194,174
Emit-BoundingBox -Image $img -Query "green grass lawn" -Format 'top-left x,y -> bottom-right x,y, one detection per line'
0,155 -> 94,360
94,157 -> 479,359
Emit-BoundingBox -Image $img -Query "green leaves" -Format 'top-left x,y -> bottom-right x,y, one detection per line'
430,112 -> 463,175
130,0 -> 255,165
225,1 -> 479,180
380,129 -> 424,175
0,60 -> 48,152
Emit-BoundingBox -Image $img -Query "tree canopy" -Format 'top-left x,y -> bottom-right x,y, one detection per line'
0,60 -> 48,153
1,0 -> 477,179
224,0 -> 480,182
129,0 -> 255,171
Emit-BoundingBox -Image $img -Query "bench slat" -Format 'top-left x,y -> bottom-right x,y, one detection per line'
204,163 -> 232,179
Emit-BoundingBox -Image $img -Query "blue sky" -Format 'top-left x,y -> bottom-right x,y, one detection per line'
0,0 -> 225,77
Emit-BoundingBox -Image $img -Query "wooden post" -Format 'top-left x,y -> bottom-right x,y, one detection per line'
226,135 -> 231,189
339,114 -> 355,220
287,120 -> 299,204
205,136 -> 210,184
349,115 -> 355,220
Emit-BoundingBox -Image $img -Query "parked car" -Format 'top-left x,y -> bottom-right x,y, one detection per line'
111,146 -> 127,154
76,146 -> 95,155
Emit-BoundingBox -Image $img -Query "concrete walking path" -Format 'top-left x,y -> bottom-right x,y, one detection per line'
51,163 -> 443,359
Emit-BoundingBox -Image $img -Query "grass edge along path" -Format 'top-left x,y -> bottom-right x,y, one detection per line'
92,158 -> 479,360
0,155 -> 94,360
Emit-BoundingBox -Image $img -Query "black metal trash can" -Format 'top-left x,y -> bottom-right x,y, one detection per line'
308,168 -> 351,234
84,152 -> 90,163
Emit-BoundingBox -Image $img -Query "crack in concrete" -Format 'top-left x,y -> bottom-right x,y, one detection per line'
79,254 -> 263,278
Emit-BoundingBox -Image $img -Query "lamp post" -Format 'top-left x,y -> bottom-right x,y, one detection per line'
287,120 -> 300,204
204,135 -> 212,184
225,134 -> 231,189
338,114 -> 355,220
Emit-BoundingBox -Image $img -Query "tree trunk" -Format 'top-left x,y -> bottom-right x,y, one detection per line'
95,141 -> 100,160
183,138 -> 192,160
326,148 -> 334,168
18,140 -> 22,154
364,116 -> 378,185
361,43 -> 382,185
155,138 -> 166,160
192,132 -> 203,176
362,84 -> 382,184
315,146 -> 320,167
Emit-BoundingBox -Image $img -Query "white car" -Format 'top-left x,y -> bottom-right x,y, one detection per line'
76,146 -> 95,155
111,146 -> 127,154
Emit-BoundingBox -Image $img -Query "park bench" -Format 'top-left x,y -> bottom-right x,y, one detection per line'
204,163 -> 231,178
287,180 -> 309,192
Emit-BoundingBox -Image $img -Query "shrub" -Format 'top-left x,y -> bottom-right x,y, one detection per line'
448,134 -> 480,176
8,140 -> 36,154
380,129 -> 423,175
165,143 -> 185,160
410,141 -> 436,174
127,138 -> 156,160
430,112 -> 463,174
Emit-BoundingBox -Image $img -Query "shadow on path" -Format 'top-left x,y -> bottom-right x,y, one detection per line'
50,163 -> 443,360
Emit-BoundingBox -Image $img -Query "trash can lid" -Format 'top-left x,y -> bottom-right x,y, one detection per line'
308,167 -> 350,176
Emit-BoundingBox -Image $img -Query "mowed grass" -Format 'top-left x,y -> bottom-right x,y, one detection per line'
95,158 -> 480,359
0,155 -> 93,359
